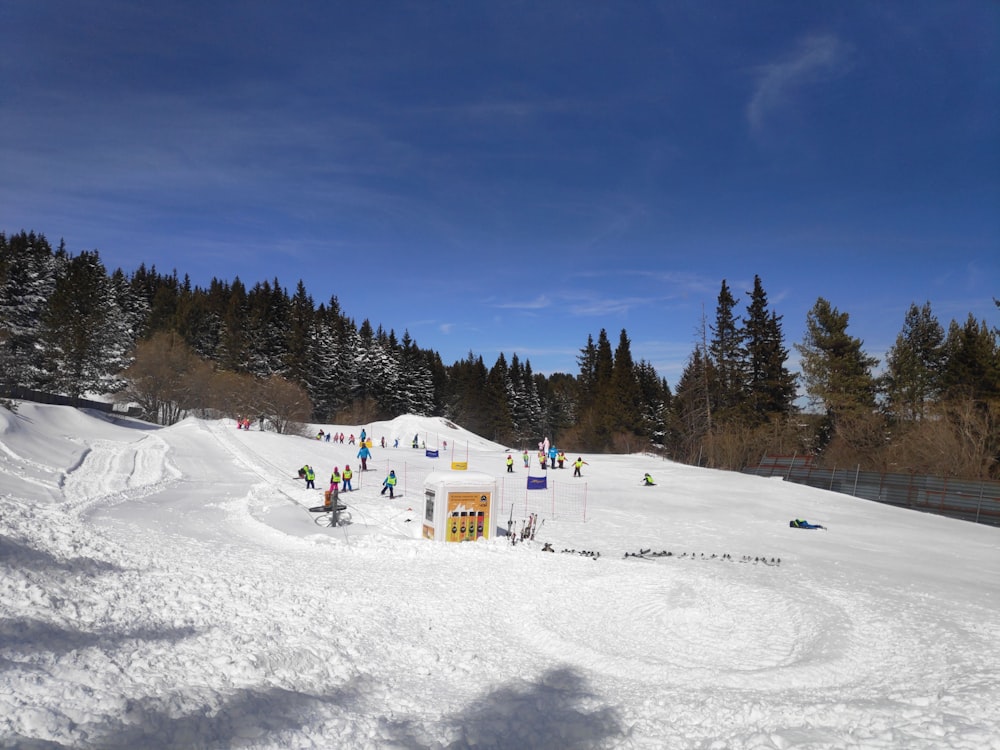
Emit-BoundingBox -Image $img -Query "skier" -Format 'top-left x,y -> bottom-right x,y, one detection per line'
789,519 -> 826,529
643,473 -> 655,486
573,457 -> 588,477
303,465 -> 316,489
360,428 -> 367,443
548,445 -> 558,468
412,434 -> 419,448
329,467 -> 341,493
357,443 -> 372,471
342,465 -> 353,491
506,454 -> 514,473
556,450 -> 568,469
522,449 -> 530,468
538,451 -> 548,470
380,470 -> 397,498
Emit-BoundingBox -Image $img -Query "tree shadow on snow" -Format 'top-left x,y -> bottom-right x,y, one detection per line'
0,534 -> 125,575
0,617 -> 197,664
386,666 -> 625,749
76,680 -> 367,750
0,617 -> 199,668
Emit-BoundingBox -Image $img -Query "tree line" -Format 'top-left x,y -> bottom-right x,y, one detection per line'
2,231 -> 997,479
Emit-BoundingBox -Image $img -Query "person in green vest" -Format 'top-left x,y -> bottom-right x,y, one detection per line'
302,465 -> 315,489
342,465 -> 353,491
506,454 -> 514,473
380,470 -> 397,498
573,457 -> 588,477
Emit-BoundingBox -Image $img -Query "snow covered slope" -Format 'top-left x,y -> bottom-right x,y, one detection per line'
2,404 -> 999,749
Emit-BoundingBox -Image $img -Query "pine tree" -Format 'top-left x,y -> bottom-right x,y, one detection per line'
244,278 -> 291,378
742,275 -> 796,421
636,359 -> 670,447
284,280 -> 316,389
0,231 -> 58,390
302,301 -> 342,420
708,280 -> 745,420
42,249 -> 132,398
669,346 -> 714,463
576,334 -> 597,410
940,314 -> 1000,404
218,278 -> 250,373
484,353 -> 514,443
796,298 -> 879,415
883,302 -> 945,420
610,328 -> 643,436
393,331 -> 435,416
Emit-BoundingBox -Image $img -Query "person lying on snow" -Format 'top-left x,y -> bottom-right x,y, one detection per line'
789,518 -> 826,529
642,473 -> 655,486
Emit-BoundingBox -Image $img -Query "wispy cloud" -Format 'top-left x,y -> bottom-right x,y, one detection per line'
747,34 -> 853,133
493,295 -> 552,311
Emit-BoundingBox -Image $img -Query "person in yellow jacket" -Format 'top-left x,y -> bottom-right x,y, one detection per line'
329,467 -> 341,493
506,455 -> 514,473
302,465 -> 316,489
573,457 -> 588,477
380,470 -> 397,498
342,465 -> 353,492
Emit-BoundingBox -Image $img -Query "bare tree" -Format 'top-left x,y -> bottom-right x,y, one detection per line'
255,375 -> 312,435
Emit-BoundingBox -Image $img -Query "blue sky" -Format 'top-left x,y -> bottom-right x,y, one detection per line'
2,1 -> 998,384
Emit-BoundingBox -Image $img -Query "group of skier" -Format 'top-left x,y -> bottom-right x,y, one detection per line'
299,462 -> 397,498
506,448 -> 589,477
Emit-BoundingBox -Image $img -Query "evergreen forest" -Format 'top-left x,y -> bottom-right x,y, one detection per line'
2,231 -> 998,480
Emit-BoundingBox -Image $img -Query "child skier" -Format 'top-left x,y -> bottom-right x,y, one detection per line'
380,470 -> 397,498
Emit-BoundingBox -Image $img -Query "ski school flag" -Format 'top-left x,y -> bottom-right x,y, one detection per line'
425,449 -> 439,458
527,476 -> 547,490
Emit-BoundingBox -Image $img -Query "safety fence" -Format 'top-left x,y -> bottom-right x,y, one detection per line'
496,474 -> 589,523
1,386 -> 140,416
743,454 -> 1000,527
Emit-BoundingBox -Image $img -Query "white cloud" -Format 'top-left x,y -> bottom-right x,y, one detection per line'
747,34 -> 853,133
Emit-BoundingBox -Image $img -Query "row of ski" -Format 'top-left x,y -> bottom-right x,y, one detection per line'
508,512 -> 543,544
625,549 -> 782,566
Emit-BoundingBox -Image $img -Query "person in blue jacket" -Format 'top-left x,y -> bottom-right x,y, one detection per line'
357,444 -> 372,471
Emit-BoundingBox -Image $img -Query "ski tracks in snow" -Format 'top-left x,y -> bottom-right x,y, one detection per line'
60,434 -> 180,517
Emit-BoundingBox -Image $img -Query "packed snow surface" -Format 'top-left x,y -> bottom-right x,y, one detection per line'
1,404 -> 999,749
